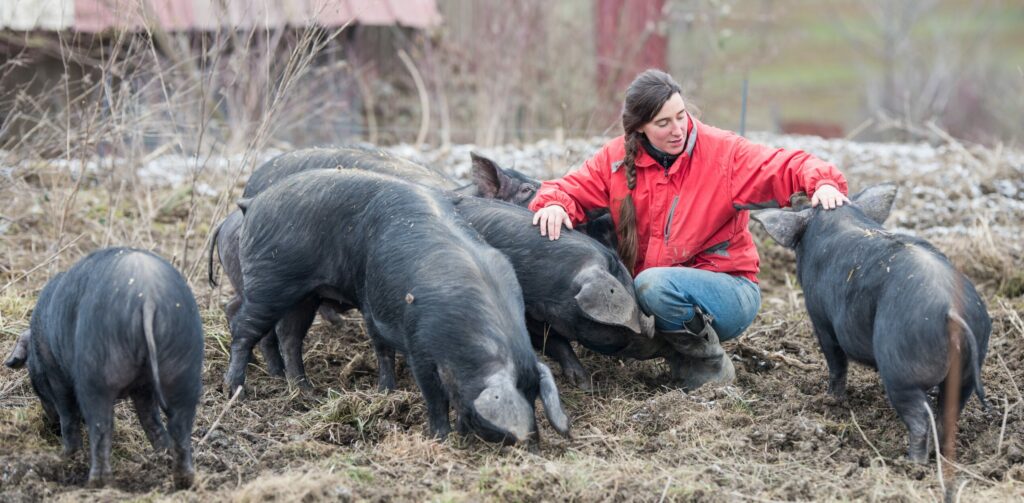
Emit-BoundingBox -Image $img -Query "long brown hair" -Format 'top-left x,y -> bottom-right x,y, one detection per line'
616,69 -> 682,274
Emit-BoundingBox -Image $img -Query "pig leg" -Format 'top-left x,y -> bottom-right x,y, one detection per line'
814,327 -> 848,400
226,300 -> 288,397
258,332 -> 286,378
78,389 -> 115,487
223,293 -> 242,321
408,358 -> 451,439
131,389 -> 171,451
364,319 -> 398,391
164,397 -> 197,489
276,297 -> 319,389
318,304 -> 345,326
885,383 -> 933,463
373,342 -> 398,392
527,321 -> 590,390
28,370 -> 62,435
45,376 -> 83,457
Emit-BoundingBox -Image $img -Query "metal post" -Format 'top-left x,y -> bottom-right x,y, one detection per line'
739,77 -> 749,137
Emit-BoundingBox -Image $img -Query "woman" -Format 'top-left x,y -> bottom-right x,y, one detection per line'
529,69 -> 849,390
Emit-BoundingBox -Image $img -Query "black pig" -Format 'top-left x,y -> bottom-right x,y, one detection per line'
752,184 -> 990,462
5,248 -> 203,488
271,195 -> 660,390
225,169 -> 569,443
449,195 -> 659,388
208,146 -> 458,382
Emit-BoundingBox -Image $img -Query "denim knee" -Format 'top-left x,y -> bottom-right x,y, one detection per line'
634,268 -> 676,318
633,267 -> 761,340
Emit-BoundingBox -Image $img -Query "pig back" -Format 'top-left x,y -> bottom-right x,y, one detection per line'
243,146 -> 457,199
241,170 -> 529,357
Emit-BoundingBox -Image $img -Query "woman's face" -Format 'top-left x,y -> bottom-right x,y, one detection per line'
639,93 -> 688,155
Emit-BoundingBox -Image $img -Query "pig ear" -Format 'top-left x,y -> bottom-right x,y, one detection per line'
751,208 -> 812,249
536,362 -> 570,437
236,197 -> 253,214
574,266 -> 643,333
470,152 -> 509,199
852,183 -> 898,225
4,329 -> 30,369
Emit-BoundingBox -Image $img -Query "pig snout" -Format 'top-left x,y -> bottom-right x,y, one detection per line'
472,372 -> 535,444
4,329 -> 30,369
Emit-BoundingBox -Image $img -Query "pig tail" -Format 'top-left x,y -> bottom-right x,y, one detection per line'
616,132 -> 640,274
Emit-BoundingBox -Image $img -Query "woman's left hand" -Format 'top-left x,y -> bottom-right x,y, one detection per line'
811,184 -> 850,210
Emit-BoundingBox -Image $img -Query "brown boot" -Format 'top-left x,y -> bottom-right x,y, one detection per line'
661,306 -> 735,390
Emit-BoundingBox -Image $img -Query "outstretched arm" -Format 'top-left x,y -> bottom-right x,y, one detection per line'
728,134 -> 849,210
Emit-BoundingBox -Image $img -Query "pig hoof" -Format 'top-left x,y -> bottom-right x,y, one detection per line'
576,377 -> 593,391
289,377 -> 314,392
823,393 -> 847,406
173,470 -> 195,490
907,452 -> 929,464
223,383 -> 246,400
86,474 -> 107,489
265,363 -> 285,378
526,440 -> 541,454
566,369 -> 592,390
153,437 -> 172,453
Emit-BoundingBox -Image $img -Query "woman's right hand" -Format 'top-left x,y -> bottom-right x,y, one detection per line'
532,205 -> 573,240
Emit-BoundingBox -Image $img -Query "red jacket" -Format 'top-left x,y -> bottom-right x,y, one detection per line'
528,116 -> 849,283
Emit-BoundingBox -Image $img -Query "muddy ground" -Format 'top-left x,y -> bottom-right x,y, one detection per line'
1,135 -> 1022,501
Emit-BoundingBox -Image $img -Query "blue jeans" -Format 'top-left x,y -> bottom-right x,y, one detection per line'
634,267 -> 761,342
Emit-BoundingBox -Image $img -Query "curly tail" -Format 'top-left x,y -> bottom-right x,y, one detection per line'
143,299 -> 168,411
207,218 -> 225,287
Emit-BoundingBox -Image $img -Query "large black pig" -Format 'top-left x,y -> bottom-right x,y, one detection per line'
225,169 -> 569,443
752,184 -> 990,462
270,194 -> 662,391
208,146 -> 459,380
5,248 -> 203,488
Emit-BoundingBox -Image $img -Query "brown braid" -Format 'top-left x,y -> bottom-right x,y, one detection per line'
614,69 -> 683,275
616,132 -> 641,273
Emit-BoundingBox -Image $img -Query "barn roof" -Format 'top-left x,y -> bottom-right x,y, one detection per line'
1,0 -> 442,32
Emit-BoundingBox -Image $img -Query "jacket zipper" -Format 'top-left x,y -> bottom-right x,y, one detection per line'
664,195 -> 680,242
